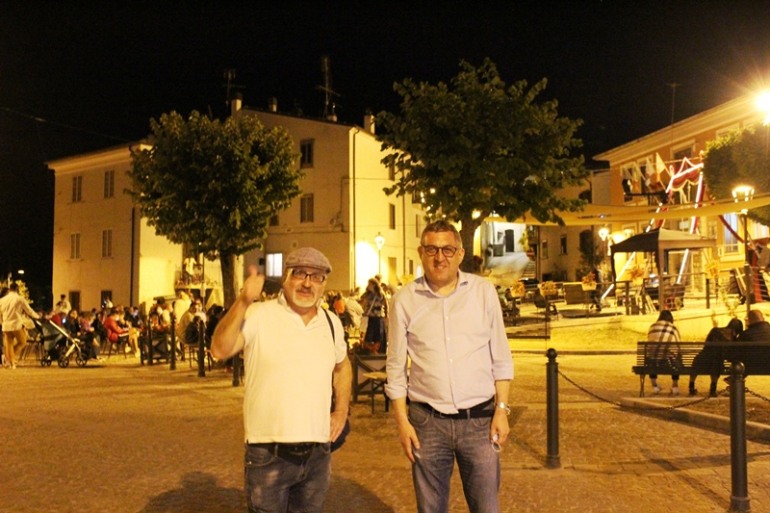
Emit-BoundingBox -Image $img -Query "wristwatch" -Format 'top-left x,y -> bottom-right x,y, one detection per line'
496,402 -> 511,415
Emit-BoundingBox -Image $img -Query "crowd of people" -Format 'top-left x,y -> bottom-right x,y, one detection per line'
322,275 -> 394,355
0,288 -> 227,368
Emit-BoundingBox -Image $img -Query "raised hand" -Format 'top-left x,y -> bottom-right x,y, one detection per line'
240,265 -> 265,306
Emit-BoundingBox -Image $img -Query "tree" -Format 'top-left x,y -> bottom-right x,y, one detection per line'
377,59 -> 588,270
129,111 -> 301,307
702,127 -> 770,226
578,229 -> 603,278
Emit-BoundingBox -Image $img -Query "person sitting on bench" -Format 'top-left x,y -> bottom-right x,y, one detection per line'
688,316 -> 743,397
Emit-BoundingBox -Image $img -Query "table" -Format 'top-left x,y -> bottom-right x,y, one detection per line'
361,371 -> 389,414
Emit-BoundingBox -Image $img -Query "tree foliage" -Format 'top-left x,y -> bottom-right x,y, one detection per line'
376,59 -> 588,270
129,111 -> 301,306
702,127 -> 770,226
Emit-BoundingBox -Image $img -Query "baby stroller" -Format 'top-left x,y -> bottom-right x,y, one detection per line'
34,318 -> 89,368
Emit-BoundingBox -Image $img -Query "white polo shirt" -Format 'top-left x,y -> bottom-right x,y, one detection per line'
241,294 -> 347,444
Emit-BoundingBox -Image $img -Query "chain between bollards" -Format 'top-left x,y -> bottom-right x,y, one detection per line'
546,347 -> 560,469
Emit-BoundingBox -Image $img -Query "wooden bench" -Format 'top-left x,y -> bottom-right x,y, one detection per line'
632,340 -> 770,397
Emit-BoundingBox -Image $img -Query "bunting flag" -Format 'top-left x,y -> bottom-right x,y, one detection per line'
669,156 -> 703,190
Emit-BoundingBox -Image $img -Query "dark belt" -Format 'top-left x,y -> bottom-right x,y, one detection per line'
411,398 -> 494,419
247,442 -> 324,461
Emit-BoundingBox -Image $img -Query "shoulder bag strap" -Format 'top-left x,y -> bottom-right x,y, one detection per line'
322,308 -> 335,343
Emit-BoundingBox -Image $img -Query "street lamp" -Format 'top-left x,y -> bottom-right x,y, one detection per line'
374,232 -> 385,275
732,185 -> 754,316
598,226 -> 610,251
598,226 -> 610,263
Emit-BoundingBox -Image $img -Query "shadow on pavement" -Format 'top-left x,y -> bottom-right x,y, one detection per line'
325,476 -> 397,512
137,472 -> 244,513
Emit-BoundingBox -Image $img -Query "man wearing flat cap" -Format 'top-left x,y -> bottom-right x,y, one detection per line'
211,247 -> 351,513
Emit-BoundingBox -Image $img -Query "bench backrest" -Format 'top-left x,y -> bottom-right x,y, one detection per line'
635,340 -> 770,375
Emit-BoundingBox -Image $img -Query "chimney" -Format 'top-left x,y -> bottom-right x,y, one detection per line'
363,111 -> 375,134
230,92 -> 243,116
268,97 -> 278,112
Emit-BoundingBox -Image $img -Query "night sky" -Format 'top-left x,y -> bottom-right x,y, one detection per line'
3,1 -> 770,303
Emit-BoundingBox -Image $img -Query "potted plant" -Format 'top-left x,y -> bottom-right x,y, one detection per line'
581,272 -> 597,291
539,281 -> 558,298
510,280 -> 525,298
629,266 -> 645,285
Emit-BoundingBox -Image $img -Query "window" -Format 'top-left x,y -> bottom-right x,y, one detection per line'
560,235 -> 567,255
388,161 -> 396,181
69,291 -> 81,313
71,176 -> 83,203
266,253 -> 283,277
300,194 -> 314,223
541,240 -> 549,260
269,214 -> 279,226
415,215 -> 421,237
300,139 -> 314,168
103,170 -> 115,198
70,233 -> 81,259
389,204 -> 396,229
102,229 -> 113,257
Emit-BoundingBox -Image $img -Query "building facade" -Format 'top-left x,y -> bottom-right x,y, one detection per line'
47,144 -> 187,312
47,100 -> 425,311
238,99 -> 425,293
593,91 -> 770,289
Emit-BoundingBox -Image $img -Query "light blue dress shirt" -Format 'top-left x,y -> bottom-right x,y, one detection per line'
385,271 -> 514,414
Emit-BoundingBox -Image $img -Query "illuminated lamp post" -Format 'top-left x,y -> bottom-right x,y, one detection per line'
598,227 -> 610,258
732,185 -> 754,317
375,232 -> 385,275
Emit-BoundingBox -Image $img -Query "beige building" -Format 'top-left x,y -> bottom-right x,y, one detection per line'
238,99 -> 424,293
47,144 -> 187,312
47,100 -> 424,311
591,91 -> 770,296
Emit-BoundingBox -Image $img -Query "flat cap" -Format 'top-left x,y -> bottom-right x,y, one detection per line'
284,247 -> 332,273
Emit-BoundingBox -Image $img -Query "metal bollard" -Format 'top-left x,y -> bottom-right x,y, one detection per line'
705,278 -> 711,310
546,348 -> 561,469
170,313 -> 177,370
729,361 -> 750,512
147,325 -> 154,365
197,319 -> 206,378
140,326 -> 147,366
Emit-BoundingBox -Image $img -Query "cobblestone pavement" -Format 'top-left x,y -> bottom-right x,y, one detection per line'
3,347 -> 770,512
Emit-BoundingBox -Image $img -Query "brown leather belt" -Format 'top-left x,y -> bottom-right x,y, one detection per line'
411,398 -> 494,419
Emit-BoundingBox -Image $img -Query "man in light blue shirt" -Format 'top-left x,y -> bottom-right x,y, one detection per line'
386,220 -> 514,513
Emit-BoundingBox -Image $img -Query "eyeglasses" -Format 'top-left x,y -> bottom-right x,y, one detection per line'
421,245 -> 459,257
290,268 -> 327,283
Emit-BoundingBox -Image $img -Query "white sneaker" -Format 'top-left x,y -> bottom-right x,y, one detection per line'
652,385 -> 661,394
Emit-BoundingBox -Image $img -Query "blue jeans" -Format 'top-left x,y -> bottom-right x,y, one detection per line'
244,443 -> 331,513
409,404 -> 501,513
